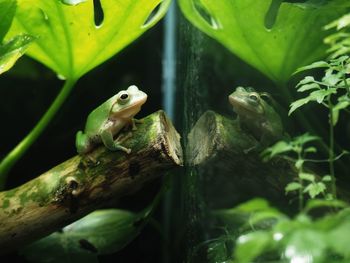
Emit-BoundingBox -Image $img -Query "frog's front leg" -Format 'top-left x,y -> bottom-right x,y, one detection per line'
130,118 -> 143,131
100,129 -> 131,154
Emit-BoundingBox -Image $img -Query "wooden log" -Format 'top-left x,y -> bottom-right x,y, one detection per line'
0,110 -> 182,252
187,110 -> 350,211
187,110 -> 298,210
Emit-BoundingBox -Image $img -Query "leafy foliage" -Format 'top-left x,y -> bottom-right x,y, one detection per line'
6,0 -> 171,79
21,208 -> 150,263
233,200 -> 350,263
178,0 -> 349,83
325,13 -> 350,58
210,199 -> 350,263
285,55 -> 350,204
290,56 -> 350,121
262,133 -> 333,208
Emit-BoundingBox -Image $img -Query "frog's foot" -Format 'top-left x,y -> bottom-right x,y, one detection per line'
116,131 -> 132,143
112,132 -> 132,154
134,118 -> 143,124
131,118 -> 143,131
112,144 -> 131,154
101,130 -> 131,154
243,144 -> 259,154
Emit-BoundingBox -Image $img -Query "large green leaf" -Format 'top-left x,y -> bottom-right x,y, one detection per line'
21,209 -> 148,263
178,0 -> 349,83
0,0 -> 16,42
7,0 -> 171,79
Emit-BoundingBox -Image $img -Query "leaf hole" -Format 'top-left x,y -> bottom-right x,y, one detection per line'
193,0 -> 221,30
264,0 -> 308,29
93,0 -> 104,27
142,2 -> 162,28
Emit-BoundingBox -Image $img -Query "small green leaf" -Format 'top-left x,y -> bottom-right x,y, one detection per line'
0,34 -> 35,75
295,159 -> 304,170
299,172 -> 315,182
332,99 -> 350,125
261,140 -> 293,160
322,68 -> 342,86
322,175 -> 332,182
309,89 -> 328,103
304,146 -> 317,153
230,198 -> 272,213
297,76 -> 316,86
234,231 -> 273,263
304,182 -> 326,198
294,133 -> 320,145
285,182 -> 302,193
289,97 -> 311,115
297,82 -> 320,92
294,60 -> 330,74
325,13 -> 350,30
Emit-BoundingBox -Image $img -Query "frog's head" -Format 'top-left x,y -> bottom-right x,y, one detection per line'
111,85 -> 148,118
228,87 -> 265,117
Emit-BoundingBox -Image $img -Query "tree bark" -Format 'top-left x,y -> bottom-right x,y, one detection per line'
0,110 -> 182,252
187,110 -> 301,210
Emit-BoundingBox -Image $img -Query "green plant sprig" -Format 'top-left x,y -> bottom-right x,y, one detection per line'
262,133 -> 332,211
324,13 -> 350,58
288,55 -> 350,199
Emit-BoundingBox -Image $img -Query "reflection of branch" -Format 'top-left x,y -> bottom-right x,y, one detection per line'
186,111 -> 303,209
187,111 -> 350,210
0,110 -> 182,253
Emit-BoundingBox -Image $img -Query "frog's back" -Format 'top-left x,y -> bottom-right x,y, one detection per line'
84,96 -> 116,136
258,101 -> 284,144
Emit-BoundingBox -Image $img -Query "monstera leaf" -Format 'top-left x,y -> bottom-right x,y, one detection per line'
178,0 -> 349,84
6,0 -> 171,79
0,0 -> 16,41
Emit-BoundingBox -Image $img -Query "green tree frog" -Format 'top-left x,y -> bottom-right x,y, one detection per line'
76,85 -> 147,154
228,86 -> 283,148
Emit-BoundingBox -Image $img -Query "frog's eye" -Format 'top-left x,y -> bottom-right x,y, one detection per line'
118,92 -> 130,104
249,94 -> 259,101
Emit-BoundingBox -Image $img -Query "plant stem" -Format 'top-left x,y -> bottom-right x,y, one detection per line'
298,153 -> 303,212
343,75 -> 350,95
328,96 -> 337,198
0,78 -> 77,189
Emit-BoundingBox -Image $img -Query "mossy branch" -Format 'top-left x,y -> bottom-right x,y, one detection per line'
186,111 -> 350,210
0,110 -> 183,253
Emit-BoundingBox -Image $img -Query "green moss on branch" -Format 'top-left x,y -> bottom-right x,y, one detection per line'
0,110 -> 182,252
